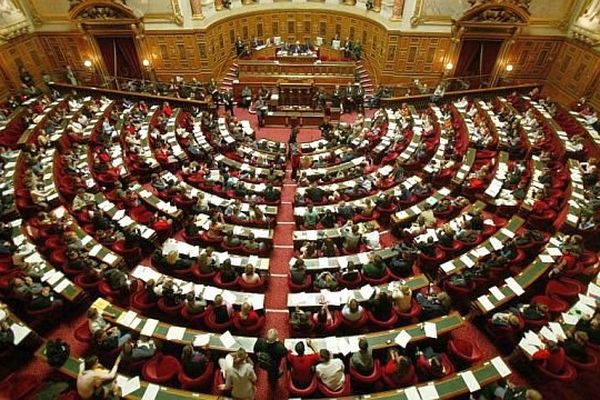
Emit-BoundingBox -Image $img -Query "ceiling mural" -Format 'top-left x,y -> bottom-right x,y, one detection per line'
22,0 -> 180,24
572,0 -> 600,45
410,0 -> 575,28
0,0 -> 31,42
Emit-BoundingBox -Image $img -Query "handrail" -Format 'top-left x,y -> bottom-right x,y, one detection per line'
47,82 -> 210,110
380,83 -> 540,108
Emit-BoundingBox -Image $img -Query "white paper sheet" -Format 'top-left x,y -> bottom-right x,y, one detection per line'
220,330 -> 238,349
141,383 -> 159,400
460,370 -> 481,392
395,330 -> 412,348
490,357 -> 511,378
166,326 -> 186,341
424,322 -> 437,339
140,319 -> 159,337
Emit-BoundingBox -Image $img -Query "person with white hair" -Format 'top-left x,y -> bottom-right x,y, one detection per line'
218,348 -> 257,400
253,328 -> 287,381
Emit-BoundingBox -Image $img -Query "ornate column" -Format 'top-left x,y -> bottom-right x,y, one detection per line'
373,0 -> 382,12
190,0 -> 204,19
390,0 -> 404,20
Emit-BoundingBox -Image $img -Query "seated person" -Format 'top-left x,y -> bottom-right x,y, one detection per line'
219,260 -> 238,283
197,250 -> 216,275
350,338 -> 373,375
87,307 -> 114,335
241,264 -> 261,287
383,348 -> 412,386
388,252 -> 414,277
575,313 -> 600,345
560,331 -> 589,363
303,205 -> 319,229
316,349 -> 345,391
342,225 -> 362,253
181,344 -> 210,378
212,294 -> 232,324
415,291 -> 451,320
122,336 -> 156,362
368,291 -> 393,321
287,340 -> 320,388
290,306 -> 314,332
76,354 -> 122,400
416,347 -> 450,379
314,271 -> 339,290
234,302 -> 260,327
342,298 -> 364,323
185,292 -> 207,315
320,238 -> 338,257
290,258 -> 307,285
93,328 -> 131,352
340,262 -> 360,282
0,320 -> 14,351
362,254 -> 387,279
312,304 -> 334,329
491,310 -> 521,328
392,285 -> 413,313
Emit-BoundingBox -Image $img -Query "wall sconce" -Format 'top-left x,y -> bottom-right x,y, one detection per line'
445,62 -> 453,71
83,60 -> 93,69
505,64 -> 513,72
142,59 -> 151,67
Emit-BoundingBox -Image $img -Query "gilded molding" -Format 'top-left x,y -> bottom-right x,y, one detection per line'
170,0 -> 184,26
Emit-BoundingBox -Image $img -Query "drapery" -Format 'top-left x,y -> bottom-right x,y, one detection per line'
455,40 -> 502,78
96,37 -> 116,77
95,36 -> 142,79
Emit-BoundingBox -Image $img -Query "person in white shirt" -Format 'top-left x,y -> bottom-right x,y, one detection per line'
218,348 -> 257,400
315,349 -> 345,391
341,298 -> 364,322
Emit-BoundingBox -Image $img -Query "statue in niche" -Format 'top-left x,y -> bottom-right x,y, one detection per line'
0,0 -> 25,25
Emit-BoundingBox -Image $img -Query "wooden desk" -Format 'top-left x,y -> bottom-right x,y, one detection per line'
264,109 -> 338,127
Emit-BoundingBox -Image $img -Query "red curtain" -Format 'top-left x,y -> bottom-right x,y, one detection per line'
455,40 -> 481,78
95,36 -> 142,79
115,37 -> 142,79
96,37 -> 116,77
455,40 -> 503,78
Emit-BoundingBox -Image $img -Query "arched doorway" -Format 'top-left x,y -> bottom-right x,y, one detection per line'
95,35 -> 143,81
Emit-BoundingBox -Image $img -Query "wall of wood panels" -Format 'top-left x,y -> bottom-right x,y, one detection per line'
546,40 -> 600,107
379,33 -> 451,88
36,33 -> 96,84
506,36 -> 563,81
0,35 -> 50,96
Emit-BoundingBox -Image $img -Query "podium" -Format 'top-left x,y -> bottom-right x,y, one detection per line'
276,79 -> 314,107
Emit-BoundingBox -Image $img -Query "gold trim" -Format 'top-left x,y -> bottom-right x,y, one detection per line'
410,0 -> 576,28
170,0 -> 184,26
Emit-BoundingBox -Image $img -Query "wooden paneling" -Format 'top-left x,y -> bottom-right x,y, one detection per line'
0,35 -> 50,96
37,33 -> 95,82
379,33 -> 451,86
507,37 -> 562,79
547,40 -> 600,104
145,31 -> 211,81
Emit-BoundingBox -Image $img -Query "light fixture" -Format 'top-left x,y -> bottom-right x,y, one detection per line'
506,64 -> 513,72
83,60 -> 93,68
142,59 -> 150,67
445,62 -> 453,70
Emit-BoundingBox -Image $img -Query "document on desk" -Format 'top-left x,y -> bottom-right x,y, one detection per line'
424,322 -> 437,339
166,325 -> 186,341
220,330 -> 238,349
490,357 -> 511,378
460,370 -> 481,392
395,330 -> 412,348
141,383 -> 159,400
418,383 -> 439,400
141,319 -> 159,337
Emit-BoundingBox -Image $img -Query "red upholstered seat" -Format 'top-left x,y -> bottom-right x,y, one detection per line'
73,274 -> 100,292
531,295 -> 568,315
288,274 -> 313,292
214,273 -> 240,290
287,369 -> 318,397
111,240 -> 141,262
74,322 -> 92,344
191,267 -> 217,282
366,309 -> 398,330
232,313 -> 265,335
157,297 -> 184,318
394,299 -> 422,323
239,277 -> 266,292
447,338 -> 483,365
545,278 -> 584,302
341,309 -> 369,330
350,359 -> 381,385
205,306 -> 233,332
142,353 -> 181,384
177,360 -> 214,390
565,348 -> 599,371
535,356 -> 577,382
130,290 -> 157,313
362,268 -> 390,286
318,374 -> 351,397
381,362 -> 417,389
337,271 -> 362,289
180,305 -> 207,328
